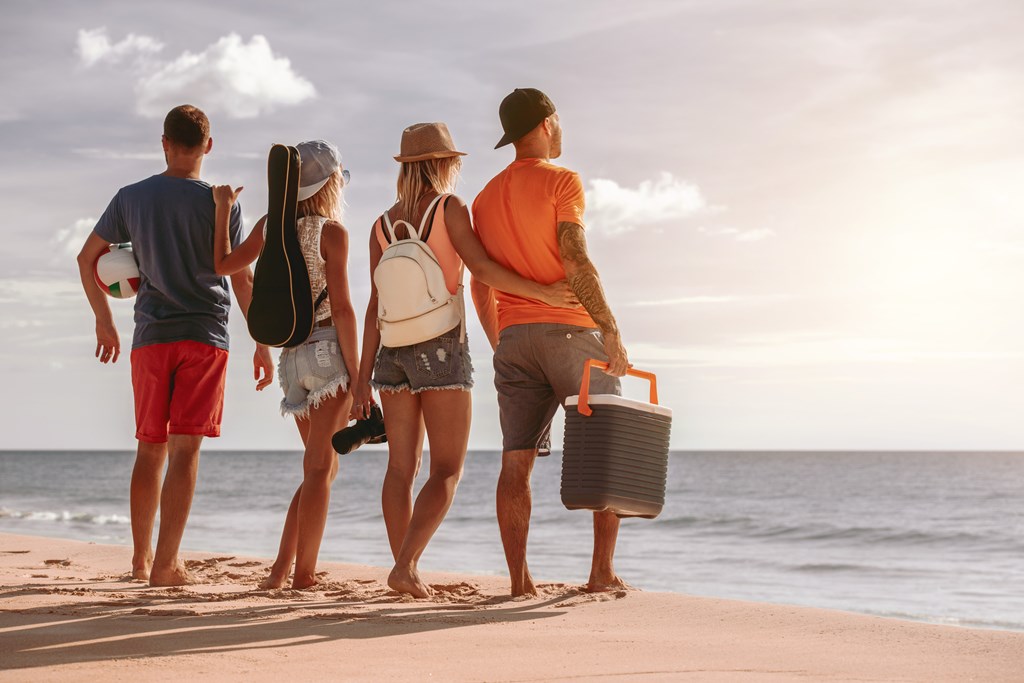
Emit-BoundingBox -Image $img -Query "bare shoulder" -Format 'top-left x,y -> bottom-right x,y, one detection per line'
443,193 -> 468,209
321,220 -> 350,249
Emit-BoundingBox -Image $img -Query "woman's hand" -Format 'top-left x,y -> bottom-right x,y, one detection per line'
212,185 -> 243,207
349,381 -> 376,421
538,280 -> 580,309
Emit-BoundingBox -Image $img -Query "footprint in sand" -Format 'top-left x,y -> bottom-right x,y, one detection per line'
2,550 -> 31,554
44,559 -> 71,567
227,561 -> 262,568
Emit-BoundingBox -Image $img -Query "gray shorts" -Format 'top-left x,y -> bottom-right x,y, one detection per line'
371,325 -> 473,394
279,327 -> 350,418
493,322 -> 620,454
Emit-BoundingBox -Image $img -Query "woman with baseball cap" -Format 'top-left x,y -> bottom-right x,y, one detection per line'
212,139 -> 360,590
350,122 -> 578,598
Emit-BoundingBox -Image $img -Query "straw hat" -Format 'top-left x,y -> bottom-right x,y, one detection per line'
394,122 -> 466,162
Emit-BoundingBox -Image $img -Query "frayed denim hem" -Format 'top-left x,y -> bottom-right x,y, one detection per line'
409,382 -> 473,394
280,374 -> 349,419
371,380 -> 411,394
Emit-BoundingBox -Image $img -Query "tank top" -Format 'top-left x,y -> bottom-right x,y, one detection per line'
296,215 -> 331,322
373,194 -> 463,295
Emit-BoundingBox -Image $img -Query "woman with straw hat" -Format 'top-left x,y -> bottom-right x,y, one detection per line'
351,122 -> 578,598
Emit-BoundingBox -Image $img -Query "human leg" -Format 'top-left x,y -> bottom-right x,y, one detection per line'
586,510 -> 627,592
378,390 -> 425,560
261,419 -> 309,589
149,434 -> 203,586
388,389 -> 471,598
292,390 -> 350,589
130,440 -> 167,580
497,449 -> 539,596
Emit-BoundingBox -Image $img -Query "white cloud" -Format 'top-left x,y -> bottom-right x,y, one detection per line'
76,27 -> 164,67
585,172 -> 707,235
135,34 -> 316,119
51,217 -> 97,258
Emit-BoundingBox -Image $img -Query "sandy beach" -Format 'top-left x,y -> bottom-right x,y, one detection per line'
1,533 -> 1021,682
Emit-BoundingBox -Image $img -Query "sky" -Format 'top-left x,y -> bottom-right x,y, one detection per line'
1,0 -> 1021,451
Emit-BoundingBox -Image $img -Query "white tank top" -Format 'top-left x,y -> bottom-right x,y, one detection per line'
296,215 -> 331,322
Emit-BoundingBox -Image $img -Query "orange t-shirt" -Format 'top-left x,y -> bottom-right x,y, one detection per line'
471,158 -> 596,331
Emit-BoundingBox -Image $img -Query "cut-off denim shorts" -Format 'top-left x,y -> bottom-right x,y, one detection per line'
278,326 -> 350,418
371,324 -> 473,394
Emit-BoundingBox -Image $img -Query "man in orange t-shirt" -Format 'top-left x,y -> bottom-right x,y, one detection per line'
472,88 -> 630,597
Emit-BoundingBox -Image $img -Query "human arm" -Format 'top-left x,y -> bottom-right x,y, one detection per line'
470,275 -> 499,351
445,196 -> 577,308
76,232 -> 120,364
350,227 -> 384,420
557,221 -> 630,376
212,185 -> 264,276
229,266 -> 275,390
320,220 -> 360,393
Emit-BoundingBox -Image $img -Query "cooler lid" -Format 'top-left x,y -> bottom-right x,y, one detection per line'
565,393 -> 673,418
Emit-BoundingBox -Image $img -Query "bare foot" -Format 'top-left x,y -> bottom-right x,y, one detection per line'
291,575 -> 319,590
585,573 -> 630,593
258,573 -> 288,590
510,569 -> 538,597
388,564 -> 433,598
132,551 -> 152,581
149,561 -> 196,587
258,561 -> 291,590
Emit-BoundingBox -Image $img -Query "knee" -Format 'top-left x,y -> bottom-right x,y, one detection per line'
497,468 -> 530,497
304,464 -> 335,487
432,466 -> 463,490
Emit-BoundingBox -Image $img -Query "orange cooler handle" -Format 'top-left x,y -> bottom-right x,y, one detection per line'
577,359 -> 658,417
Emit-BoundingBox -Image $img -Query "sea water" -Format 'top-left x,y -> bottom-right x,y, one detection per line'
1,450 -> 1022,631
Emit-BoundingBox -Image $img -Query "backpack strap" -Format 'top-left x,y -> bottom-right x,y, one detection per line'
381,212 -> 402,244
421,194 -> 449,243
314,288 -> 328,311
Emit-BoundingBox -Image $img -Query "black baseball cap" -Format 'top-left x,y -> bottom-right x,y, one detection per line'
495,88 -> 556,149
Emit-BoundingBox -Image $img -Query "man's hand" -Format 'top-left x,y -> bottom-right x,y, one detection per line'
538,280 -> 580,309
95,319 -> 120,364
212,185 -> 243,207
602,330 -> 630,377
253,345 -> 274,391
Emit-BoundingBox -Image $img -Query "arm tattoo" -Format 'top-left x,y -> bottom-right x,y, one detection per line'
557,222 -> 619,337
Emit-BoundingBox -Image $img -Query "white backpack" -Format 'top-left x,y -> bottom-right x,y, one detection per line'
375,194 -> 464,348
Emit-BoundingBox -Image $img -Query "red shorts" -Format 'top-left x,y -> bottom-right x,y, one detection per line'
130,340 -> 229,443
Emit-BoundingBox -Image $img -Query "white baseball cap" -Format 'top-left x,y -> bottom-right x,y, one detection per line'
296,139 -> 342,201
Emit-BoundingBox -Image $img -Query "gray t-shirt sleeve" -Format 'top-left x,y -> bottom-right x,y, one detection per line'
230,202 -> 242,249
93,191 -> 130,244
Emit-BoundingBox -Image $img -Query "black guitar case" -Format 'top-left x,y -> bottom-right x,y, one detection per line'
247,144 -> 319,348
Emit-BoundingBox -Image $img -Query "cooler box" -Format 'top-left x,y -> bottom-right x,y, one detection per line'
562,360 -> 672,519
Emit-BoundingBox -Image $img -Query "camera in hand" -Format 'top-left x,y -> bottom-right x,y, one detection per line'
331,403 -> 387,455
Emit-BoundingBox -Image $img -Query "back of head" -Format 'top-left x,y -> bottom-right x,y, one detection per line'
163,105 -> 210,149
394,123 -> 465,222
296,139 -> 344,220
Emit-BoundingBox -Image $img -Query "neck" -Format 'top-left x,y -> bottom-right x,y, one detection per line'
163,159 -> 203,179
513,141 -> 549,161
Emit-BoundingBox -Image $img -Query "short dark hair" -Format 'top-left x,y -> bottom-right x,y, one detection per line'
163,105 -> 210,148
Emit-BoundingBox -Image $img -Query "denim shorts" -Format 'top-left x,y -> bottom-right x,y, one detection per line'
493,322 -> 620,454
279,327 -> 350,417
371,325 -> 473,394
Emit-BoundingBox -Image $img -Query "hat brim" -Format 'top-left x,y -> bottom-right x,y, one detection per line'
297,177 -> 330,202
494,131 -> 520,149
393,150 -> 467,163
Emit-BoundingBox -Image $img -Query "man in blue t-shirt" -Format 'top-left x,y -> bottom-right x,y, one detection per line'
76,105 -> 273,586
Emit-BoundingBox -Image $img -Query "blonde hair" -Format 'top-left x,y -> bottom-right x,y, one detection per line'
298,170 -> 343,221
396,156 -> 461,223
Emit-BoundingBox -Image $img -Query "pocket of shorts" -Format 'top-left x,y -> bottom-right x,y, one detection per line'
309,339 -> 343,380
413,336 -> 455,379
544,326 -> 600,340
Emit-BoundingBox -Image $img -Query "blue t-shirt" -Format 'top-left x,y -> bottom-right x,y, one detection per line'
93,174 -> 242,350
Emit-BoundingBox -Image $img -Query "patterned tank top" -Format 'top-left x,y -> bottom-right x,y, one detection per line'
296,215 -> 331,322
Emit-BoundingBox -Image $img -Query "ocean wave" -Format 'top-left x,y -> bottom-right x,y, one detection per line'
0,507 -> 129,525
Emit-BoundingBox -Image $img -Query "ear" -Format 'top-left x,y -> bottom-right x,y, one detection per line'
204,137 -> 213,155
161,135 -> 170,153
